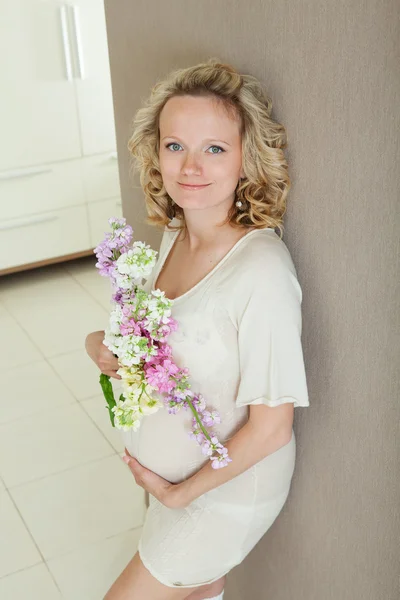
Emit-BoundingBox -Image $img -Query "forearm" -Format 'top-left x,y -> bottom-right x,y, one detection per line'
178,419 -> 290,506
85,330 -> 104,361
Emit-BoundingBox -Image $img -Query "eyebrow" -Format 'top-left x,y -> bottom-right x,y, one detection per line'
161,136 -> 231,147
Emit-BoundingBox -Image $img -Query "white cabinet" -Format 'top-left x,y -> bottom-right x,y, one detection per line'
0,1 -> 82,170
82,153 -> 122,203
0,0 -> 123,272
72,0 -> 118,155
0,205 -> 91,270
0,159 -> 86,221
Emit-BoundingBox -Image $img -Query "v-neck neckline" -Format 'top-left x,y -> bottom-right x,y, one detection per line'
152,225 -> 275,304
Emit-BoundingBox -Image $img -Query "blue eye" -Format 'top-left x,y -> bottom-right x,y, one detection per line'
166,143 -> 182,152
207,145 -> 224,154
165,143 -> 224,154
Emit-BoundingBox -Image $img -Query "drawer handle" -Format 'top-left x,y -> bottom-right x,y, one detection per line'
0,167 -> 53,181
71,5 -> 85,80
0,215 -> 59,231
60,5 -> 73,82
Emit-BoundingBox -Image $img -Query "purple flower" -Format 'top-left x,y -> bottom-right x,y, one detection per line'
95,216 -> 232,469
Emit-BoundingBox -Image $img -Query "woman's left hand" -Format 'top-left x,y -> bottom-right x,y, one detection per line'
122,449 -> 188,509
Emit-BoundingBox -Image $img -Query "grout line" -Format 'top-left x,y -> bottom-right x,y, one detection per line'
0,560 -> 67,599
45,525 -> 144,564
46,347 -> 102,360
0,396 -> 77,428
0,519 -> 143,593
0,396 -> 86,427
0,262 -> 145,595
1,489 -> 49,577
78,399 -> 124,455
6,452 -> 126,492
0,560 -> 44,582
0,357 -> 50,376
0,303 -> 49,361
62,257 -> 114,315
42,561 -> 66,599
0,260 -> 108,368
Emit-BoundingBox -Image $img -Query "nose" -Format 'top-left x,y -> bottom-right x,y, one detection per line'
180,152 -> 202,177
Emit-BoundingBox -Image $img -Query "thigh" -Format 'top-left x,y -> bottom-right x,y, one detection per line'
103,551 -> 206,600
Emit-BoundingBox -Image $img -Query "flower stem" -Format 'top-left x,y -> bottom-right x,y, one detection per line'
137,384 -> 145,404
185,397 -> 212,442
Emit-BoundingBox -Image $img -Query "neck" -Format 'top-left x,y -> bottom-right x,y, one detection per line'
179,200 -> 237,250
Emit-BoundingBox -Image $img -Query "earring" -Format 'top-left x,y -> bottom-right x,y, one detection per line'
235,200 -> 243,208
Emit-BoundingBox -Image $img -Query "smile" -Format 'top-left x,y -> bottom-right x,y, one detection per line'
178,183 -> 211,190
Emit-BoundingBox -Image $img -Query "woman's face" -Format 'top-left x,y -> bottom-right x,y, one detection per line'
158,95 -> 244,215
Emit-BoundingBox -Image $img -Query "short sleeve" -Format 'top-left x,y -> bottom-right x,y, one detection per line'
234,248 -> 309,409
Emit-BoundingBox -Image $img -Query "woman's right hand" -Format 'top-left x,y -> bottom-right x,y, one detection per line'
85,330 -> 122,380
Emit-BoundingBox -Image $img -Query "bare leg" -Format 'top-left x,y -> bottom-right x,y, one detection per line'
183,576 -> 226,600
103,551 -> 225,600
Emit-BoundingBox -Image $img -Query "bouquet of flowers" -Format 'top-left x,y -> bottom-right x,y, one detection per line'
93,217 -> 232,469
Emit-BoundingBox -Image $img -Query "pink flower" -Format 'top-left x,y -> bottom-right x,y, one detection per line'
95,217 -> 232,468
145,361 -> 179,393
211,452 -> 232,469
201,410 -> 221,427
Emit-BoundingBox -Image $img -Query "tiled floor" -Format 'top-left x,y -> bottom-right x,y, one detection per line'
0,256 -> 146,599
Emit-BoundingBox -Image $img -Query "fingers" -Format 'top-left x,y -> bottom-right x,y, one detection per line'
101,370 -> 122,380
98,352 -> 121,379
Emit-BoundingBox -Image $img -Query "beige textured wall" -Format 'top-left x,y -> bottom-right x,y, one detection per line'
104,1 -> 400,598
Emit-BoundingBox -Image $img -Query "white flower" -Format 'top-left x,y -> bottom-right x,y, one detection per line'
114,244 -> 157,290
140,398 -> 164,415
117,365 -> 142,383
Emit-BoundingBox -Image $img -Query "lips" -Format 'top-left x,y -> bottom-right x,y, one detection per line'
178,183 -> 210,188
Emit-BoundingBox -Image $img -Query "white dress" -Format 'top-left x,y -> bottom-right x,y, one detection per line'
121,218 -> 309,588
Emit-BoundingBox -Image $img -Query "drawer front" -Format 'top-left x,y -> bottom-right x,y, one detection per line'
0,159 -> 86,221
0,205 -> 91,270
87,197 -> 123,247
82,153 -> 122,203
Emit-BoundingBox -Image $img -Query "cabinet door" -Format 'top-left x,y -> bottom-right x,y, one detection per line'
68,0 -> 117,155
0,1 -> 82,171
0,158 -> 86,220
82,152 -> 122,204
87,197 -> 123,247
0,205 -> 91,271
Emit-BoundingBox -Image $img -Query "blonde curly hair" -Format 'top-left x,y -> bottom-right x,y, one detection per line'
128,58 -> 291,239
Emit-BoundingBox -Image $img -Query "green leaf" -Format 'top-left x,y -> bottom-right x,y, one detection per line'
99,373 -> 116,428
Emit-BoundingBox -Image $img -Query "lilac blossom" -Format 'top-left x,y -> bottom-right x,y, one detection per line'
94,217 -> 231,469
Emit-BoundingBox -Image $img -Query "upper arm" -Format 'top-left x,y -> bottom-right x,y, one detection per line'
248,402 -> 294,444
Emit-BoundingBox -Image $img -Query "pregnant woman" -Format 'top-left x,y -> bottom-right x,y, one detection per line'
85,59 -> 309,600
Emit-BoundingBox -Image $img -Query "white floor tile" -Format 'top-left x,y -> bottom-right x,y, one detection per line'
0,307 -> 42,374
81,395 -> 126,453
0,563 -> 63,600
10,455 -> 145,560
48,348 -> 122,401
65,256 -> 115,311
0,264 -> 67,297
0,403 -> 115,487
47,528 -> 142,600
0,491 -> 42,577
0,360 -> 76,425
0,271 -> 108,358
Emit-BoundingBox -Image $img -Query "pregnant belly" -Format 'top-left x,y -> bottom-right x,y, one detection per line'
119,406 -> 209,484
